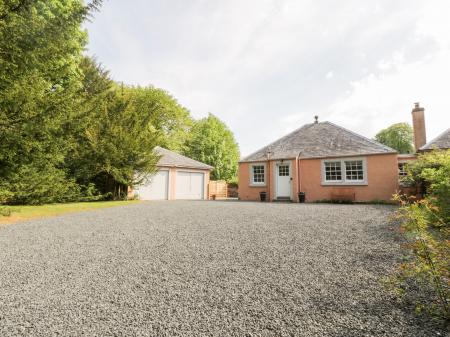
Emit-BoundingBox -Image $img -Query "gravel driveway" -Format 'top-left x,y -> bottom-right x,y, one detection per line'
0,201 -> 445,336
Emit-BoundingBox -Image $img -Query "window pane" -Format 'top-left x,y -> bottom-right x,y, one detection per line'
324,161 -> 342,181
345,160 -> 364,181
278,165 -> 289,176
253,165 -> 265,183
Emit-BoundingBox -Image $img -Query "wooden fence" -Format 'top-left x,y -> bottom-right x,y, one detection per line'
208,180 -> 227,200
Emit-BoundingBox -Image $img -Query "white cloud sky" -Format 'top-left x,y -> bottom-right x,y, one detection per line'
85,0 -> 450,156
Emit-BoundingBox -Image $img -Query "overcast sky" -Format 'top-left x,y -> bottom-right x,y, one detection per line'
85,0 -> 450,156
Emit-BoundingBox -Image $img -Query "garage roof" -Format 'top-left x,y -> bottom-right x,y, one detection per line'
155,147 -> 213,170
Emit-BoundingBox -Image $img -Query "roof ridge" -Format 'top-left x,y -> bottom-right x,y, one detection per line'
241,123 -> 313,161
323,121 -> 397,153
420,127 -> 450,150
155,146 -> 213,169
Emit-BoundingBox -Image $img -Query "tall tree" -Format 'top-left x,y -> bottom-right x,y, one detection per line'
124,86 -> 193,152
375,123 -> 414,154
66,57 -> 161,198
184,114 -> 240,181
0,0 -> 102,204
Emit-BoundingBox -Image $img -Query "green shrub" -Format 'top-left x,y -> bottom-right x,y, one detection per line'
390,150 -> 450,320
404,150 -> 450,222
1,166 -> 108,205
0,206 -> 11,217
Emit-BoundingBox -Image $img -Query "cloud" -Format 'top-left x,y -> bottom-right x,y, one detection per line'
85,0 -> 450,156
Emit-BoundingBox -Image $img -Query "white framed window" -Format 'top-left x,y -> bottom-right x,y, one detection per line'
324,161 -> 342,181
250,164 -> 266,185
345,160 -> 364,182
322,158 -> 367,185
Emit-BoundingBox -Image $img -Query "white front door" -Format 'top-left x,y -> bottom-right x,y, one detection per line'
176,171 -> 204,200
137,170 -> 169,200
276,164 -> 291,198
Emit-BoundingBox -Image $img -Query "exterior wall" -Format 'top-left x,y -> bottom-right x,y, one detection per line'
238,159 -> 298,201
398,155 -> 417,163
238,153 -> 399,202
238,161 -> 268,201
299,153 -> 399,202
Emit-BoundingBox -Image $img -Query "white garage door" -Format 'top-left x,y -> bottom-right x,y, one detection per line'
176,171 -> 204,200
137,170 -> 169,200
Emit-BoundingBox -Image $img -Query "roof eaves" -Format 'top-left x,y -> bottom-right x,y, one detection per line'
298,151 -> 399,160
239,157 -> 297,163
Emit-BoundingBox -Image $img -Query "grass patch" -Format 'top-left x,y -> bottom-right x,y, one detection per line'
0,200 -> 140,225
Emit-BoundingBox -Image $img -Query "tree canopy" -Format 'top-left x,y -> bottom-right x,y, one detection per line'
0,1 -> 241,205
184,114 -> 240,182
0,0 -> 96,204
375,123 -> 414,154
122,85 -> 193,152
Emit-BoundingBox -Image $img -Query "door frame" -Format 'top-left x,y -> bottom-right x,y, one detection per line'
274,161 -> 292,199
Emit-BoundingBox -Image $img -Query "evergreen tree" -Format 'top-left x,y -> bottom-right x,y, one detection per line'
0,0 -> 101,204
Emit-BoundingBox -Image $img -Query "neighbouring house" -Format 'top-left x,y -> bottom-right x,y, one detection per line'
238,117 -> 399,203
133,147 -> 213,200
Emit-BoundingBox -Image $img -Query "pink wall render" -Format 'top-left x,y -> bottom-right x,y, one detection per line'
238,153 -> 399,202
298,154 -> 399,202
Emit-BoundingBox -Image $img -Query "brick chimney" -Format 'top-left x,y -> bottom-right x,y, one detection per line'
411,102 -> 427,151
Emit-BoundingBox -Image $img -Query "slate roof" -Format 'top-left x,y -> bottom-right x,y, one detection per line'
419,128 -> 450,151
155,147 -> 213,170
240,121 -> 396,162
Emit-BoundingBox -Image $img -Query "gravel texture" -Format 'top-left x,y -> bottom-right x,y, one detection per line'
0,201 -> 446,336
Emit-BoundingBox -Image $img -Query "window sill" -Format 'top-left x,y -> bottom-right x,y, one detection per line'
249,183 -> 266,187
321,181 -> 368,186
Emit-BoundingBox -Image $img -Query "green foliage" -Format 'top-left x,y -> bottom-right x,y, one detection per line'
66,57 -> 161,198
0,1 -> 215,205
0,0 -> 101,204
0,2 -> 193,204
123,85 -> 193,152
391,197 -> 449,319
184,114 -> 240,181
0,206 -> 11,217
390,150 -> 450,320
405,150 -> 450,222
375,123 -> 414,154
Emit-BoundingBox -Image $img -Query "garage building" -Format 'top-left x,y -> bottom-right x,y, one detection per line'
134,147 -> 213,200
